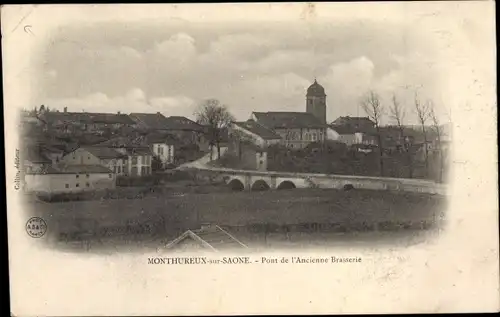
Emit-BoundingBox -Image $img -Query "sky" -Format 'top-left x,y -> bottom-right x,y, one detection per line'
38,18 -> 448,125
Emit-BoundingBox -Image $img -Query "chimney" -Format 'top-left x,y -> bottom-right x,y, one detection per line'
63,107 -> 67,113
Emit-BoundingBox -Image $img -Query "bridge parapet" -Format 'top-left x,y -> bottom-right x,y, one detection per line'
195,167 -> 447,195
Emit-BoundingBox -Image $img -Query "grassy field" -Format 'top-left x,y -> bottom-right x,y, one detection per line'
26,187 -> 447,252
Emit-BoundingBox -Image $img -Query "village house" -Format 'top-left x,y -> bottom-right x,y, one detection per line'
331,116 -> 376,130
139,131 -> 177,168
328,116 -> 378,147
229,120 -> 282,148
251,111 -> 327,149
39,109 -> 136,134
163,116 -> 208,150
93,137 -> 154,177
225,139 -> 269,172
61,146 -> 128,176
327,125 -> 378,146
24,164 -> 116,194
129,112 -> 209,151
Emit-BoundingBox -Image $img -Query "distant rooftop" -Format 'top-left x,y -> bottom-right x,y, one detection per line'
253,112 -> 327,129
129,112 -> 170,130
40,111 -> 135,125
232,120 -> 282,140
129,113 -> 203,131
81,146 -> 127,160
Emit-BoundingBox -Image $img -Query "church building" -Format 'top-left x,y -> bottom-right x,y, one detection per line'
230,80 -> 329,150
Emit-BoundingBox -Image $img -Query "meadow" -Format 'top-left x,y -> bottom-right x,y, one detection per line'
26,187 -> 447,252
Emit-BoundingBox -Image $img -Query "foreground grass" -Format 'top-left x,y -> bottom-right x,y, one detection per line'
26,188 -> 446,251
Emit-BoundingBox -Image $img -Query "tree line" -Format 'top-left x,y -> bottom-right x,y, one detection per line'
360,90 -> 448,182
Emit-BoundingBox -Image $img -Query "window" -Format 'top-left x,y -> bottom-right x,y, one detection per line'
76,174 -> 79,178
65,184 -> 69,188
88,156 -> 90,160
86,174 -> 89,178
117,166 -> 121,174
132,156 -> 138,165
86,183 -> 90,187
109,174 -> 112,178
76,183 -> 80,188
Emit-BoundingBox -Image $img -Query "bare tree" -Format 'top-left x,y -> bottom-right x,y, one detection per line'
361,91 -> 385,176
429,105 -> 444,183
389,93 -> 414,178
194,99 -> 234,160
414,93 -> 431,177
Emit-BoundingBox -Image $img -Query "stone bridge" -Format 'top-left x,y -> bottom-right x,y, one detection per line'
191,167 -> 447,195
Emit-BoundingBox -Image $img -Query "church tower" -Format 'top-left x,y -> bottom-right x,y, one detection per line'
306,79 -> 327,124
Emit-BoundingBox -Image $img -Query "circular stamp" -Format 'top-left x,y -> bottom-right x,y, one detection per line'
26,217 -> 47,238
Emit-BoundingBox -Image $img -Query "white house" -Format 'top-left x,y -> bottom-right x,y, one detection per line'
143,132 -> 176,167
93,137 -> 154,177
327,126 -> 377,146
24,165 -> 116,194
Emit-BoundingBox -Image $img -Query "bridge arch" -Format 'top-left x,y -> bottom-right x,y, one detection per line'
251,179 -> 270,191
343,184 -> 355,191
277,180 -> 296,190
228,178 -> 245,191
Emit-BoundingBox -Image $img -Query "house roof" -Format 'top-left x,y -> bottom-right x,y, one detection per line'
40,144 -> 65,154
81,146 -> 127,159
331,116 -> 375,127
129,113 -> 170,130
95,136 -> 140,148
330,116 -> 377,135
163,116 -> 204,132
233,120 -> 282,140
40,112 -> 135,125
165,224 -> 248,251
253,112 -> 327,129
143,131 -> 180,145
93,137 -> 154,156
329,125 -> 359,135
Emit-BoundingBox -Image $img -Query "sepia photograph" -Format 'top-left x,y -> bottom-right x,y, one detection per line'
3,2 -> 498,315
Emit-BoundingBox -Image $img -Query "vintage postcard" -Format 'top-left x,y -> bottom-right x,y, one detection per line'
3,2 -> 498,315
